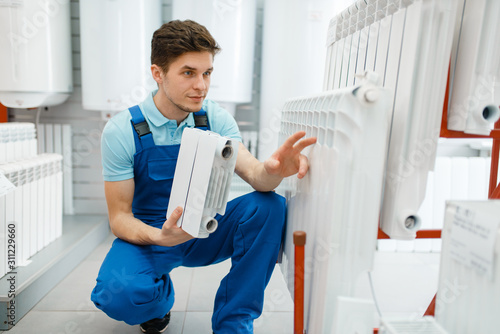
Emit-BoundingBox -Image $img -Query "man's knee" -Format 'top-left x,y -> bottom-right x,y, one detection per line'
91,273 -> 167,325
251,191 -> 285,220
241,191 -> 286,236
245,191 -> 285,212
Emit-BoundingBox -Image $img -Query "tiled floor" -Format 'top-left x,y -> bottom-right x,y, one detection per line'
8,232 -> 441,333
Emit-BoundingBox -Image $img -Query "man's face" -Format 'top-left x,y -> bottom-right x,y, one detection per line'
158,51 -> 213,113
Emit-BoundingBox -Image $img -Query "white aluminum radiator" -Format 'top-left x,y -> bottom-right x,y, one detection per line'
0,122 -> 37,164
447,0 -> 500,135
324,0 -> 458,239
379,155 -> 491,252
435,200 -> 500,334
37,123 -> 73,215
167,128 -> 239,238
278,74 -> 392,334
1,122 -> 73,215
0,154 -> 63,278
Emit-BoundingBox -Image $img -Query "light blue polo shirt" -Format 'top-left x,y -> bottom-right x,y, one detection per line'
101,90 -> 242,181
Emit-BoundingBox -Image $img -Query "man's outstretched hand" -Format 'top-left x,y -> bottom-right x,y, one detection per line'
264,131 -> 317,179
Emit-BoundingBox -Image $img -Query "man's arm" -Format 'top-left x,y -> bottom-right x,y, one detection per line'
104,178 -> 193,246
235,131 -> 316,192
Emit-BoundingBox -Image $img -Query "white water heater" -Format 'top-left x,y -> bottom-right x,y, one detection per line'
0,0 -> 73,108
79,0 -> 162,111
172,0 -> 257,115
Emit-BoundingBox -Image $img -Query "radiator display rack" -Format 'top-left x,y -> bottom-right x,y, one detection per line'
373,71 -> 500,333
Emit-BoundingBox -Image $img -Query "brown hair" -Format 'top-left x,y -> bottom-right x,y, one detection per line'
151,20 -> 221,73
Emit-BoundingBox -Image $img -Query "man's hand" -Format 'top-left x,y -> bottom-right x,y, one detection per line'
264,131 -> 317,179
154,207 -> 194,247
235,131 -> 316,192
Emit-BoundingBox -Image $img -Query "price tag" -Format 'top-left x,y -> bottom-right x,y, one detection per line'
449,205 -> 500,280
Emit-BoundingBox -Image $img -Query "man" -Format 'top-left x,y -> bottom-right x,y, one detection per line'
91,20 -> 316,334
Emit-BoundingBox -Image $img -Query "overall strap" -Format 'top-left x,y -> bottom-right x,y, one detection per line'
129,105 -> 155,151
193,109 -> 210,131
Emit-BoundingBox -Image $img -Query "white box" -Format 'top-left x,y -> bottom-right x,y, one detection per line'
436,201 -> 500,334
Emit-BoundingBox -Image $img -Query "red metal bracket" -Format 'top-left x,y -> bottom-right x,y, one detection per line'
0,103 -> 7,123
424,294 -> 437,316
293,231 -> 306,334
377,228 -> 441,239
488,121 -> 500,199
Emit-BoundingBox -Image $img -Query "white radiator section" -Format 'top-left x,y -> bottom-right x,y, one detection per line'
447,0 -> 500,135
0,154 -> 63,279
324,0 -> 458,239
0,122 -> 37,164
435,201 -> 500,334
278,76 -> 392,334
167,128 -> 238,238
378,156 -> 491,252
37,123 -> 74,215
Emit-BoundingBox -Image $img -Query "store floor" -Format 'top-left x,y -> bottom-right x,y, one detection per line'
8,233 -> 440,333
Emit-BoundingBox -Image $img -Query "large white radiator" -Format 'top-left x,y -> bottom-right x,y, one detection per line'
447,0 -> 500,135
278,74 -> 392,333
37,123 -> 73,215
0,154 -> 63,279
379,155 -> 491,252
324,0 -> 458,239
435,201 -> 500,334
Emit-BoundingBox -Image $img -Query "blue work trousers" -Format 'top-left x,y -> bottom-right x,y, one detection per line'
91,191 -> 286,333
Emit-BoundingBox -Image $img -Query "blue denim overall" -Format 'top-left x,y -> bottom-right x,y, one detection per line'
91,105 -> 286,333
